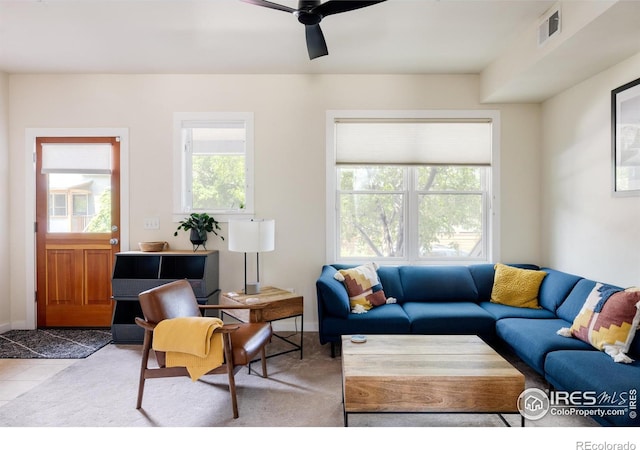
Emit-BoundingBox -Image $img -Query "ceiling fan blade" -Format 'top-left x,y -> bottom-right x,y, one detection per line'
239,0 -> 296,14
314,0 -> 387,17
305,23 -> 328,60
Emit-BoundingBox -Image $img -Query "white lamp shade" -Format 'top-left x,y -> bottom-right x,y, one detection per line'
228,219 -> 275,253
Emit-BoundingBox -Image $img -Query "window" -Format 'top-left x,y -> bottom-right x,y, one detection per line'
49,193 -> 67,217
173,112 -> 254,217
72,193 -> 89,216
327,110 -> 500,264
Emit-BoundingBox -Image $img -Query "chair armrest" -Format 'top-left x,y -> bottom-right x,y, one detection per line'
200,303 -> 269,322
199,303 -> 269,311
136,317 -> 240,334
134,317 -> 156,331
215,324 -> 241,333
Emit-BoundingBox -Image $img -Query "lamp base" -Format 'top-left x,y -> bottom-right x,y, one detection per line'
245,282 -> 260,295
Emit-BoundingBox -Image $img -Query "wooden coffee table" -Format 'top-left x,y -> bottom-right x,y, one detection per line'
341,334 -> 525,426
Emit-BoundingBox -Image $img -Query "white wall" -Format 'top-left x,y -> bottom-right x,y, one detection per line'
0,72 -> 9,332
541,51 -> 640,287
8,73 -> 542,331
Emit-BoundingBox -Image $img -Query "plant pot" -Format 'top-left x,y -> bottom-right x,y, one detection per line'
189,229 -> 207,251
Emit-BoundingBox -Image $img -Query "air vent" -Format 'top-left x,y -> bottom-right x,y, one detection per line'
538,8 -> 561,46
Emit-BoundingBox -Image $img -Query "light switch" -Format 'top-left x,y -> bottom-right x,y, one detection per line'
143,217 -> 160,230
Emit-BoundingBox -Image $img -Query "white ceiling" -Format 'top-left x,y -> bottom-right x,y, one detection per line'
1,0 -> 640,102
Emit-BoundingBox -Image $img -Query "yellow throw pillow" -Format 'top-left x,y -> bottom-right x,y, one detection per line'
490,263 -> 547,309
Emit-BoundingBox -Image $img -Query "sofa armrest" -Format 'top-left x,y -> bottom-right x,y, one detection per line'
316,265 -> 350,319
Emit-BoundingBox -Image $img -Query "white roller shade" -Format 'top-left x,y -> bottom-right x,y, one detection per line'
183,120 -> 246,155
41,143 -> 112,174
335,120 -> 492,165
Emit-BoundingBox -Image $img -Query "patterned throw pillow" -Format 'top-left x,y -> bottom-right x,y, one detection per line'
558,283 -> 640,363
333,262 -> 395,313
490,263 -> 547,309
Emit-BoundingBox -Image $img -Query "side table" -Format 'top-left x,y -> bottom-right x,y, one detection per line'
219,286 -> 304,360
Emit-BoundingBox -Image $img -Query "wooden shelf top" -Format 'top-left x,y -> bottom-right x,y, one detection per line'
117,250 -> 218,256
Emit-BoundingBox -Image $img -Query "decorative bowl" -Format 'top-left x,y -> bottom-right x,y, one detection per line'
138,241 -> 168,252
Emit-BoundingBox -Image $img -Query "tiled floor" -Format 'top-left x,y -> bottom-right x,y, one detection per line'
0,358 -> 76,407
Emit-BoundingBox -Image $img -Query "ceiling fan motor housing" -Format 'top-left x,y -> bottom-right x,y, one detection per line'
295,0 -> 323,25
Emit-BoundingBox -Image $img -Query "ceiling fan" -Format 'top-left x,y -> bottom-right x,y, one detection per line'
240,0 -> 387,60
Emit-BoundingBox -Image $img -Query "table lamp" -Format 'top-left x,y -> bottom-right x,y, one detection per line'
228,219 -> 275,294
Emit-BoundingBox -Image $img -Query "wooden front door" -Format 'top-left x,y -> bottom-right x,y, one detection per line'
35,137 -> 121,327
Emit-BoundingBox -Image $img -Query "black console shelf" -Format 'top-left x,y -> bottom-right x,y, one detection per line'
110,250 -> 219,344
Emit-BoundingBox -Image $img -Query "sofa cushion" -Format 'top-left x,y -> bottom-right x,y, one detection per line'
398,266 -> 477,303
538,268 -> 583,313
556,279 -> 622,323
376,266 -> 404,301
403,302 -> 495,335
467,264 -> 497,300
334,262 -> 390,312
480,301 -> 557,320
320,304 -> 411,342
559,284 -> 640,363
496,318 -> 594,375
545,350 -> 640,426
490,263 -> 547,309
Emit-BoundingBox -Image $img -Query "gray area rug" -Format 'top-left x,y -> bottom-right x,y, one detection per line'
0,328 -> 112,359
0,332 -> 599,428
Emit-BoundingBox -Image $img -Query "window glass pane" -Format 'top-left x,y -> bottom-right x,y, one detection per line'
338,166 -> 404,191
339,193 -> 405,258
47,173 -> 111,233
191,154 -> 245,210
415,166 -> 482,191
418,193 -> 483,258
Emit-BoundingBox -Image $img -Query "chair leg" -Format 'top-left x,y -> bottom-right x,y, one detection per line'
136,330 -> 152,409
260,347 -> 268,378
223,333 -> 239,419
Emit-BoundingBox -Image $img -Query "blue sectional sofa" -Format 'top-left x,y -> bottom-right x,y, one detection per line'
316,263 -> 640,427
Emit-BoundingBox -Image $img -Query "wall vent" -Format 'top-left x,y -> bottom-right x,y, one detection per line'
538,8 -> 561,46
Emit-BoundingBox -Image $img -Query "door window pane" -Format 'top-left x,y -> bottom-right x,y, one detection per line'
47,173 -> 111,233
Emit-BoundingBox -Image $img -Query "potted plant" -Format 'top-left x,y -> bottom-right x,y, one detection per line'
174,213 -> 224,251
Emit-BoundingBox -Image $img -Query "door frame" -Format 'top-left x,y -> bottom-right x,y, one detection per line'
24,128 -> 130,329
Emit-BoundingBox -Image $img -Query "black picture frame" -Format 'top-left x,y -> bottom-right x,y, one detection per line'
612,77 -> 640,196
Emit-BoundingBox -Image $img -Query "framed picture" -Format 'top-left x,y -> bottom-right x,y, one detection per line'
612,77 -> 640,196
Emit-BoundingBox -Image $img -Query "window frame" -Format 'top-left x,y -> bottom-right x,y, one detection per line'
173,112 -> 255,221
326,110 -> 501,265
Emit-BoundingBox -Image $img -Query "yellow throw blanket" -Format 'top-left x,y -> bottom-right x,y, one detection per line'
152,317 -> 224,381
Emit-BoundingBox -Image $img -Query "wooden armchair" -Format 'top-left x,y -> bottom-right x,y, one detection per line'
134,279 -> 272,419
